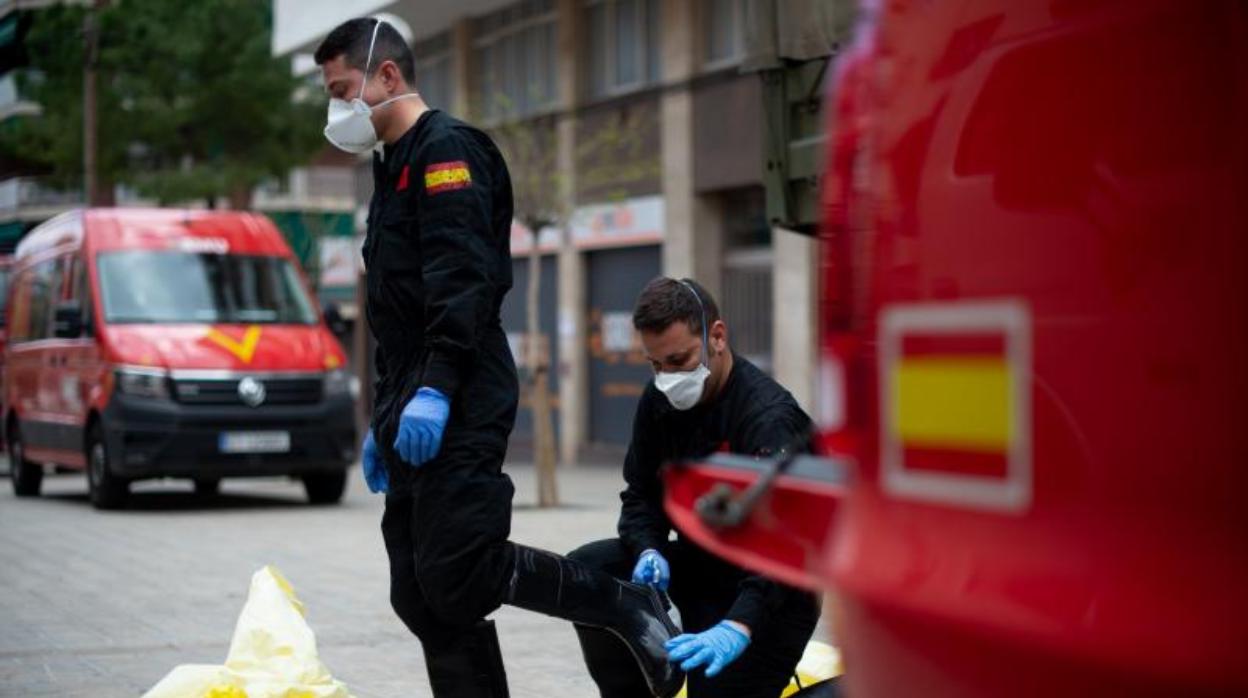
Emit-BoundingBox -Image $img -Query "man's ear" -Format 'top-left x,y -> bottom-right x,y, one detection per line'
378,60 -> 403,94
710,320 -> 728,353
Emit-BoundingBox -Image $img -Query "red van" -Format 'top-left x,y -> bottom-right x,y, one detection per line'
4,209 -> 357,508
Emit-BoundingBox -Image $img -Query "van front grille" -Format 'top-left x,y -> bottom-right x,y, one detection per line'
171,376 -> 323,406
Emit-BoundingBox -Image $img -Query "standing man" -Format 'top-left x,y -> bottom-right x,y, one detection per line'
570,277 -> 821,697
315,19 -> 682,698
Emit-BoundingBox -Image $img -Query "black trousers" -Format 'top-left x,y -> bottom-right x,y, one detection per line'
379,331 -> 520,644
569,538 -> 819,698
381,423 -> 518,652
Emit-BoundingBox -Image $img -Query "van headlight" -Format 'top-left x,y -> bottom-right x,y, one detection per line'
115,367 -> 170,399
324,368 -> 356,399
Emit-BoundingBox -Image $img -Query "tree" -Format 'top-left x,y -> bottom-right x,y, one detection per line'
491,114 -> 562,508
0,0 -> 324,208
489,101 -> 660,509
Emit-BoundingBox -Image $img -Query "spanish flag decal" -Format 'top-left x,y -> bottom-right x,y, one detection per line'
893,333 -> 1011,477
880,301 -> 1031,513
424,161 -> 472,194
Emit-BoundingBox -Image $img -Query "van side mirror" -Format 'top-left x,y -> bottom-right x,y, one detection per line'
53,301 -> 84,338
323,303 -> 348,336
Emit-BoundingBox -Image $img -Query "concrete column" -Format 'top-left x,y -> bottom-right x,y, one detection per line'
660,1 -> 698,80
772,227 -> 820,412
659,0 -> 722,298
449,19 -> 473,117
556,0 -> 581,108
555,0 -> 587,465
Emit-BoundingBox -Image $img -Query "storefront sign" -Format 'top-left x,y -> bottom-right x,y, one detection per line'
571,195 -> 664,249
510,220 -> 562,256
319,236 -> 358,288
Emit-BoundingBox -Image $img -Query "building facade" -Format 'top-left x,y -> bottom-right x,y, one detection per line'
273,0 -> 824,460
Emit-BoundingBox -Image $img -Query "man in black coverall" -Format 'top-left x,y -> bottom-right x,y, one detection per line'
315,19 -> 683,698
570,277 -> 820,697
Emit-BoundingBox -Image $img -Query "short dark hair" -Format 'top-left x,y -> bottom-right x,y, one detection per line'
314,18 -> 416,86
632,277 -> 721,336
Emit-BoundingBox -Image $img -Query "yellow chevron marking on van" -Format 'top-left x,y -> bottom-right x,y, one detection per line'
205,325 -> 262,364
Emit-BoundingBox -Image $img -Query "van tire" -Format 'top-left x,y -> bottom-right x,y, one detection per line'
8,422 -> 42,497
302,471 -> 346,505
86,425 -> 128,510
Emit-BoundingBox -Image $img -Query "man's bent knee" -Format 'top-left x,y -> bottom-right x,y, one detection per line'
390,582 -> 443,640
415,546 -> 514,627
567,538 -> 628,570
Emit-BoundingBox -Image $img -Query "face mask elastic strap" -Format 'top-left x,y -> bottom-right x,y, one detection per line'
359,19 -> 384,99
678,279 -> 710,367
372,92 -> 422,110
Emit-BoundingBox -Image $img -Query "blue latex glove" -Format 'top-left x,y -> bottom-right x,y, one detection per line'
394,387 -> 450,467
665,621 -> 751,677
631,549 -> 671,591
361,429 -> 387,494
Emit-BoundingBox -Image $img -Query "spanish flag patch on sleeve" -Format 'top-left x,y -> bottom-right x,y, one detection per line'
424,161 -> 472,194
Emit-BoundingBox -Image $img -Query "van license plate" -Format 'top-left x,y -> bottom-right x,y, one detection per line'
219,431 -> 290,454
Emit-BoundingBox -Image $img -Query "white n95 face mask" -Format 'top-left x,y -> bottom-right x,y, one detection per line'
323,19 -> 420,154
324,93 -> 417,154
654,362 -> 711,411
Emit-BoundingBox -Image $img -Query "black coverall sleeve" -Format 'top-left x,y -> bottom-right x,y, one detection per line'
618,391 -> 671,557
724,405 -> 814,631
369,342 -> 387,430
414,132 -> 498,397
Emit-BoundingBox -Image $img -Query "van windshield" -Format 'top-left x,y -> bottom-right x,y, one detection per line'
97,251 -> 318,325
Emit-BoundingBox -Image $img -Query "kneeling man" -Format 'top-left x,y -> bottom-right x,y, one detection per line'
571,277 -> 820,697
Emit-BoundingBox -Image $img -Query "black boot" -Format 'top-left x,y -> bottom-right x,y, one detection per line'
575,623 -> 657,697
423,620 -> 510,697
506,544 -> 684,698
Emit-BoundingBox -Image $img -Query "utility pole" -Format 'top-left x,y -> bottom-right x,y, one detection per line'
83,0 -> 107,206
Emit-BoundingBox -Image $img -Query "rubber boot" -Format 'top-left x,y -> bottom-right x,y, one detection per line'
505,544 -> 683,698
575,623 -> 655,697
423,619 -> 510,697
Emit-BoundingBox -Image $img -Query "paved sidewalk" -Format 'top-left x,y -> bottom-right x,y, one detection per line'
0,461 -> 630,697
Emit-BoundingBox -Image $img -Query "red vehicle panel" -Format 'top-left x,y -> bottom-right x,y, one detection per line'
664,1 -> 1248,695
0,253 -> 13,448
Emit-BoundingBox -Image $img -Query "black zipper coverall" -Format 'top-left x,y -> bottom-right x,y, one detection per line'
367,107 -> 520,649
365,110 -> 684,698
570,355 -> 821,697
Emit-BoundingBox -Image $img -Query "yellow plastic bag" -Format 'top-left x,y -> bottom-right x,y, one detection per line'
675,640 -> 842,698
780,641 -> 842,696
142,566 -> 354,698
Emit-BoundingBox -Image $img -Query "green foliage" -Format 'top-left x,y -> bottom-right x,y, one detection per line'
1,5 -> 97,190
490,114 -> 562,233
0,0 -> 325,206
488,107 -> 660,234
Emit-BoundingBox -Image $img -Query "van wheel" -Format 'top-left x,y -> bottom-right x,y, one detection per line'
8,422 -> 42,497
86,426 -> 128,510
302,471 -> 346,505
193,478 -> 220,496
